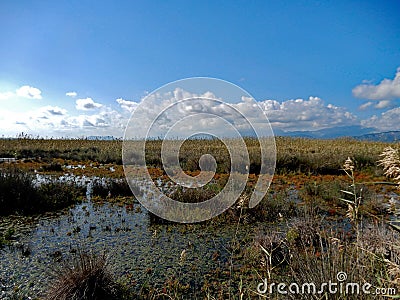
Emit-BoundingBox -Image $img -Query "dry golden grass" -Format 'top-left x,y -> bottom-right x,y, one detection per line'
1,137 -> 397,175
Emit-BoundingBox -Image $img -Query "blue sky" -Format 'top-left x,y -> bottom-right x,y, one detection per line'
0,0 -> 399,137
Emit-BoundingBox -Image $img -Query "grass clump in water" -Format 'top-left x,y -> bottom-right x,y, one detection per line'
45,250 -> 124,300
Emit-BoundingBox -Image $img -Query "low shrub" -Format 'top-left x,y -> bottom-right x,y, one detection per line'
91,178 -> 132,198
250,190 -> 298,222
0,167 -> 82,215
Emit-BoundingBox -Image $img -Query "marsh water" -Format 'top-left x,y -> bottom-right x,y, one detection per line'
1,175 -> 398,299
0,182 -> 261,299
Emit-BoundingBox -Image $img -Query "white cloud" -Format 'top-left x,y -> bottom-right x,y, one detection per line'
361,107 -> 400,131
66,115 -> 108,127
374,100 -> 392,109
0,103 -> 127,137
16,85 -> 42,99
123,88 -> 238,138
359,101 -> 373,110
53,107 -> 126,137
66,91 -> 77,97
258,96 -> 358,131
39,106 -> 67,116
0,85 -> 42,100
358,100 -> 393,110
352,67 -> 400,100
75,97 -> 102,110
0,87 -> 382,138
116,98 -> 139,112
123,88 -> 359,138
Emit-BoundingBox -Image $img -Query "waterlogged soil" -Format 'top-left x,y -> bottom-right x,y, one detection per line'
0,200 -> 260,299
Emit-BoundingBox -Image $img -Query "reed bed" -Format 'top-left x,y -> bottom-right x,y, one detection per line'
0,136 -> 397,174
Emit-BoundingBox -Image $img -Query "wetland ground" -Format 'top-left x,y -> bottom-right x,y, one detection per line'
0,137 -> 399,299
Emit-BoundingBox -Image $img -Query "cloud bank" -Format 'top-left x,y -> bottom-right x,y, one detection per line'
75,98 -> 103,110
361,107 -> 400,131
0,85 -> 42,100
1,82 -> 399,137
116,98 -> 138,112
258,97 -> 357,131
353,67 -> 400,100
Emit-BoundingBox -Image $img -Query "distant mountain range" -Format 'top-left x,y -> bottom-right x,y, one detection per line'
86,135 -> 118,141
274,125 -> 375,139
354,131 -> 400,142
274,126 -> 400,142
85,127 -> 400,143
